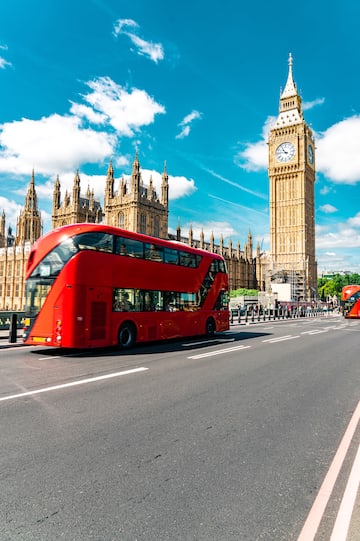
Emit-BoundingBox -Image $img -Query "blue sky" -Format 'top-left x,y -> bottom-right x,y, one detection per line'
1,0 -> 360,274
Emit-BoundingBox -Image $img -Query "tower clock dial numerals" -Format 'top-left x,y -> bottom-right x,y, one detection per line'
308,144 -> 314,164
275,142 -> 295,162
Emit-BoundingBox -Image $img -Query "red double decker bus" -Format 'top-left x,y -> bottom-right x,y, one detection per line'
341,284 -> 360,319
23,223 -> 229,349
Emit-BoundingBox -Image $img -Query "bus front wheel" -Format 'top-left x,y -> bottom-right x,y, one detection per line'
206,318 -> 215,337
118,322 -> 136,349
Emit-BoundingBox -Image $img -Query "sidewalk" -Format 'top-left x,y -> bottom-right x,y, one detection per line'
0,329 -> 25,348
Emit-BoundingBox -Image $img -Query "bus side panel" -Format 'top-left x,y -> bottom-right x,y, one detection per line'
59,285 -> 87,348
84,286 -> 112,348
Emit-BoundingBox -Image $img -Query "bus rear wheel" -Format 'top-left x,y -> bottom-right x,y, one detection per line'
118,322 -> 136,349
205,318 -> 215,337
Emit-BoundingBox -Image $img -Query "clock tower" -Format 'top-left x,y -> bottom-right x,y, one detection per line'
268,54 -> 317,301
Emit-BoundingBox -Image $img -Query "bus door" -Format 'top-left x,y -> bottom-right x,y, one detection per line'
86,286 -> 111,347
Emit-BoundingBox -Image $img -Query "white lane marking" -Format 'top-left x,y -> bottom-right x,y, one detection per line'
262,334 -> 293,342
183,338 -> 235,347
297,400 -> 360,541
262,335 -> 300,343
330,443 -> 360,541
301,329 -> 328,335
188,344 -> 250,359
0,367 -> 148,402
39,356 -> 61,360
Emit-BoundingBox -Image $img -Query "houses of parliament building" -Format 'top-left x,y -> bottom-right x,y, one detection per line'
0,54 -> 317,311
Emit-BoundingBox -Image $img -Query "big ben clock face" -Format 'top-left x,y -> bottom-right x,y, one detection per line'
275,142 -> 295,162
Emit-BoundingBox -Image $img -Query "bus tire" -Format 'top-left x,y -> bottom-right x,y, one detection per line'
118,322 -> 136,349
205,318 -> 216,337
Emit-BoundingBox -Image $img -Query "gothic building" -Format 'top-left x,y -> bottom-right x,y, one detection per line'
104,152 -> 169,238
266,53 -> 317,300
0,171 -> 42,311
52,170 -> 102,228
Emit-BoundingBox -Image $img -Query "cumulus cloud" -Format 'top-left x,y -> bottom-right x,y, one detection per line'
316,214 -> 360,249
315,116 -> 360,184
83,77 -> 165,135
122,168 -> 196,200
235,116 -> 275,171
0,196 -> 23,231
319,204 -> 337,213
0,77 -> 165,176
0,114 -> 116,175
113,18 -> 164,63
176,110 -> 202,139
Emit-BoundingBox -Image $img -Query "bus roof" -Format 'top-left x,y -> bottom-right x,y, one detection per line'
27,223 -> 226,275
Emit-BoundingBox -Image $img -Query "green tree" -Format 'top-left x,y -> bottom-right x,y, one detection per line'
317,273 -> 360,300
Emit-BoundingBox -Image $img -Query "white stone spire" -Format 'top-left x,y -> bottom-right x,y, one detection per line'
281,53 -> 297,98
273,53 -> 303,128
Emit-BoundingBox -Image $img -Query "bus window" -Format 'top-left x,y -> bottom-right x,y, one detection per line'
164,248 -> 179,265
115,236 -> 144,258
179,251 -> 201,268
144,290 -> 162,311
218,259 -> 227,273
144,243 -> 163,262
113,288 -> 135,312
179,292 -> 199,311
31,237 -> 78,278
214,290 -> 229,310
75,232 -> 113,253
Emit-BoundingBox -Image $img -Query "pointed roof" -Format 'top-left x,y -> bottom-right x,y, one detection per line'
280,53 -> 297,98
273,53 -> 303,128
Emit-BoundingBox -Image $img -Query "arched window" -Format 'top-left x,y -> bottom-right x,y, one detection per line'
140,214 -> 146,234
118,212 -> 124,228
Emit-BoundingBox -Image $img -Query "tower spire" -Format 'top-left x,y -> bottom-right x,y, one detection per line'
281,53 -> 297,98
274,53 -> 303,127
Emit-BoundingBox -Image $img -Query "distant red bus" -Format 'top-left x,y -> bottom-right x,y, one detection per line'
23,224 -> 229,349
341,285 -> 360,319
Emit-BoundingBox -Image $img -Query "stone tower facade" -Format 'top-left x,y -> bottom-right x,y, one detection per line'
267,54 -> 317,300
104,152 -> 169,239
0,172 -> 42,310
52,170 -> 102,228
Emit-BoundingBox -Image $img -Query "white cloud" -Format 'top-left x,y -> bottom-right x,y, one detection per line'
302,97 -> 325,111
0,196 -> 23,231
0,44 -> 11,69
0,77 -> 165,176
235,116 -> 275,171
348,212 -> 360,227
122,168 -> 196,200
316,215 -> 360,249
315,116 -> 360,184
176,110 -> 202,140
0,56 -> 11,69
0,114 -> 116,175
69,102 -> 106,124
83,77 -> 165,136
319,204 -> 337,213
113,18 -> 164,63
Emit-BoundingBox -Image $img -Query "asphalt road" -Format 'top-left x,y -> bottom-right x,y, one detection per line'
0,316 -> 359,541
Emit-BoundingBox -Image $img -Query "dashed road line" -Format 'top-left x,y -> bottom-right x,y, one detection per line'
188,344 -> 250,359
262,335 -> 300,343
